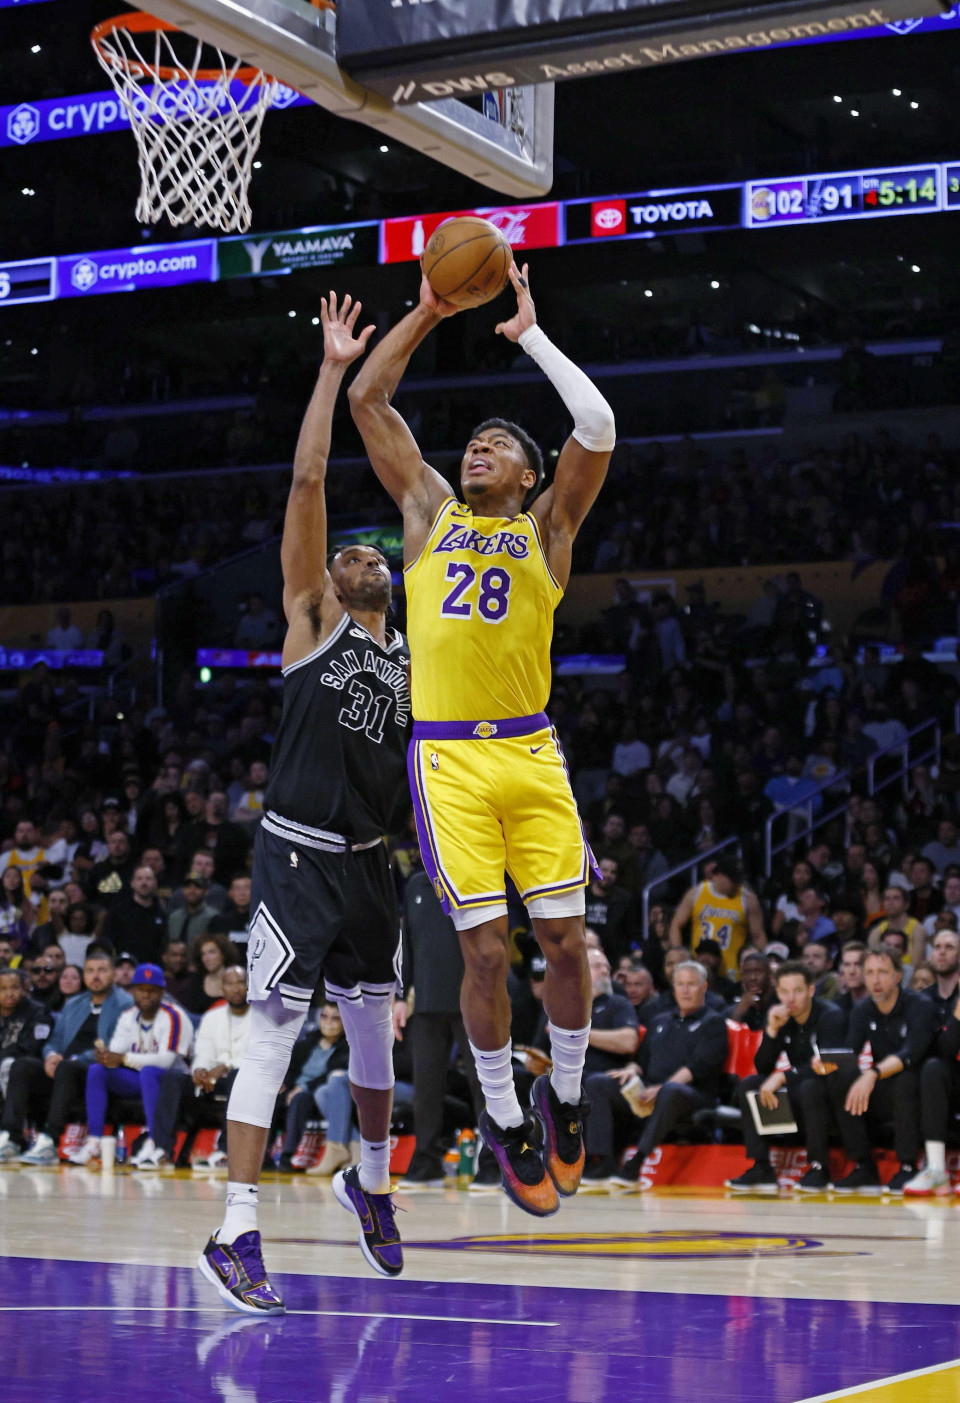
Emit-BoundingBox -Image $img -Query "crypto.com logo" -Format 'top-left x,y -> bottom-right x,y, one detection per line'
70,258 -> 99,292
7,103 -> 40,145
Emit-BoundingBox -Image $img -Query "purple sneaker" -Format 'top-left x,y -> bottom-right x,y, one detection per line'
332,1166 -> 404,1278
197,1231 -> 286,1316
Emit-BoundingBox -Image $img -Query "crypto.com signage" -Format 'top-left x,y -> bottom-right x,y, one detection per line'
0,81 -> 308,150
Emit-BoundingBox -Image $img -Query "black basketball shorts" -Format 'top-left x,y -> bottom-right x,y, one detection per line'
247,819 -> 401,1015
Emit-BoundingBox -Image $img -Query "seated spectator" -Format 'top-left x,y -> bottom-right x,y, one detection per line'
611,720 -> 651,778
669,853 -> 766,974
182,932 -> 239,1015
160,940 -> 193,1008
278,1001 -> 353,1177
771,860 -> 815,938
584,857 -> 639,967
167,850 -> 228,915
59,965 -> 83,999
922,819 -> 960,876
726,960 -> 846,1194
907,857 -> 943,925
911,962 -> 936,992
801,941 -> 840,1003
230,761 -> 268,825
918,929 -> 960,1028
868,885 -> 925,970
86,831 -> 135,910
167,872 -> 219,949
582,959 -> 726,1189
926,875 -> 960,937
0,968 -> 52,1161
835,940 -> 868,1017
61,902 -> 97,968
176,792 -> 250,888
666,749 -> 704,807
797,889 -> 838,955
0,868 -> 36,950
149,965 -> 250,1170
859,861 -> 887,928
28,953 -> 65,1015
618,824 -> 670,901
114,953 -> 137,988
46,606 -> 83,651
101,865 -> 167,966
693,938 -> 738,1003
234,593 -> 280,648
726,949 -> 776,1029
11,950 -> 133,1164
802,948 -> 937,1195
764,752 -> 823,822
68,964 -> 193,1166
25,888 -> 69,960
209,874 -> 252,951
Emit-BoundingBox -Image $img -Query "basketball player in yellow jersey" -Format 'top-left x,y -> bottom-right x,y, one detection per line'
350,262 -> 615,1217
668,853 -> 767,975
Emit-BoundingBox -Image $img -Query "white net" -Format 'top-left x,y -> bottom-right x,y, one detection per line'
91,19 -> 279,234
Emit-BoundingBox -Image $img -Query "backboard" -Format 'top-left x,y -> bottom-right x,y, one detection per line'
136,0 -> 555,198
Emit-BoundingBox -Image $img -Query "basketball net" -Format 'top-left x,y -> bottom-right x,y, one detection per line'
91,13 -> 279,234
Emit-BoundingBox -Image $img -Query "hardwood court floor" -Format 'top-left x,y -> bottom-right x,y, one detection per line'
2,1167 -> 960,1402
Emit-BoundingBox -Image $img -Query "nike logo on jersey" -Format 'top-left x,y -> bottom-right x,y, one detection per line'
530,743 -> 547,754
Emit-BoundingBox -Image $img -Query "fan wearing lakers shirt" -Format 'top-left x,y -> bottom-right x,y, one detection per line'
349,262 -> 615,1217
668,852 -> 767,975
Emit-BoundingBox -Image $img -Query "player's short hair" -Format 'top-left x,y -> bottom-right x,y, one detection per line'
471,418 -> 544,508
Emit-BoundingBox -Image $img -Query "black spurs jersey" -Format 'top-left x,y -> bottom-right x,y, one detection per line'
264,612 -> 411,843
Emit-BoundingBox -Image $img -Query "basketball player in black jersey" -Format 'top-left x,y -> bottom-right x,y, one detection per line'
198,293 -> 411,1316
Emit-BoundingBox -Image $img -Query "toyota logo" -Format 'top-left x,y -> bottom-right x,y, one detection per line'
595,207 -> 623,230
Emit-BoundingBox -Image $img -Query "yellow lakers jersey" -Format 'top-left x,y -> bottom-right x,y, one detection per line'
404,499 -> 562,721
691,880 -> 749,970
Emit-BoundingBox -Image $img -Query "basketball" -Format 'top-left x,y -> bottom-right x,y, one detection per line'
421,216 -> 513,310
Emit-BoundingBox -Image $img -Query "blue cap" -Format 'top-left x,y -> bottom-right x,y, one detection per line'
131,963 -> 166,988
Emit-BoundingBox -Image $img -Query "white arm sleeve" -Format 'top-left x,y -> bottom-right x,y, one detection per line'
518,325 -> 616,453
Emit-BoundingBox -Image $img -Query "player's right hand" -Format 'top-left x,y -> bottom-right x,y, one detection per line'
419,272 -> 460,319
321,290 -> 376,364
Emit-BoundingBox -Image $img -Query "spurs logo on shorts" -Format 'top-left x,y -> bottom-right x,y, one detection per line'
246,901 -> 296,1003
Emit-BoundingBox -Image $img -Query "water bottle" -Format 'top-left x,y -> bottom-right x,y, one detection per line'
115,1126 -> 127,1167
458,1128 -> 476,1181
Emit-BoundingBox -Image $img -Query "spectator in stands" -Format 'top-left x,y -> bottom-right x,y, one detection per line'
726,949 -> 776,1030
25,888 -> 69,960
584,857 -> 639,967
764,752 -> 823,823
278,1002 -> 352,1177
618,823 -> 670,898
918,929 -> 960,1028
727,960 -> 846,1194
869,886 -> 925,969
86,830 -> 134,910
149,965 -> 250,1170
621,962 -> 656,1018
927,874 -> 960,938
114,954 -> 137,989
859,861 -> 887,928
12,949 -> 132,1165
62,903 -> 96,966
806,948 -> 937,1195
835,941 -> 868,1017
68,963 -> 193,1167
85,609 -> 124,670
397,870 -> 483,1190
668,853 -> 766,974
595,814 -> 633,871
0,869 -> 35,949
101,865 -> 167,966
901,935 -> 960,1193
771,860 -> 815,938
693,938 -> 738,1003
168,850 -> 228,914
0,968 -> 51,1161
230,761 -> 268,825
611,720 -> 651,778
177,792 -> 249,887
146,794 -> 189,880
160,940 -> 192,1008
797,889 -> 837,953
801,942 -> 840,1002
234,593 -> 280,649
583,960 -> 726,1189
45,606 -> 83,651
183,932 -> 238,1015
209,874 -> 252,950
28,954 -> 64,1015
908,857 -> 943,925
922,819 -> 960,875
911,962 -> 936,992
167,873 -> 218,950
651,592 -> 686,672
59,965 -> 82,998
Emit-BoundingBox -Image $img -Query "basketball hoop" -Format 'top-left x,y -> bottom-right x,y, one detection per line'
90,11 -> 281,233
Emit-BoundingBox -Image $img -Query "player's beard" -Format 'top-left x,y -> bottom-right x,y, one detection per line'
344,574 -> 392,613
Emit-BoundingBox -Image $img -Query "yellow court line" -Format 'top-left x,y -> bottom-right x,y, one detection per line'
797,1358 -> 960,1402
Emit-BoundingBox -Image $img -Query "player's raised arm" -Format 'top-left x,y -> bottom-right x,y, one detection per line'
281,292 -> 374,641
348,277 -> 457,555
496,263 -> 616,587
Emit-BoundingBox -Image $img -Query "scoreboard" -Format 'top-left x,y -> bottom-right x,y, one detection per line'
746,163 -> 942,227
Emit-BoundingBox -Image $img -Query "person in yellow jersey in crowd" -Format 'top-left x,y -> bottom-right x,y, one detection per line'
668,852 -> 767,975
350,261 -> 616,1218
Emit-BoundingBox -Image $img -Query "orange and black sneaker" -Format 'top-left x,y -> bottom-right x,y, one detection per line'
532,1074 -> 588,1197
478,1109 -> 559,1218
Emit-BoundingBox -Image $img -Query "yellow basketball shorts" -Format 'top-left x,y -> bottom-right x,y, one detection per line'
407,713 -> 597,914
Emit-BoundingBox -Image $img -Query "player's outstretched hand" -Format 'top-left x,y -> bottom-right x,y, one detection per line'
321,290 -> 376,364
495,262 -> 535,342
419,272 -> 461,318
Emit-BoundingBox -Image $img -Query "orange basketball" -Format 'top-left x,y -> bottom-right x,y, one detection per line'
421,216 -> 513,310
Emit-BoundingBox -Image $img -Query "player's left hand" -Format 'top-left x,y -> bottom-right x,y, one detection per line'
495,262 -> 536,342
321,291 -> 376,365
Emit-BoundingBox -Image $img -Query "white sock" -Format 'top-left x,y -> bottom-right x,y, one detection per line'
548,1022 -> 591,1105
219,1182 -> 259,1244
469,1040 -> 524,1130
359,1138 -> 391,1195
926,1141 -> 946,1175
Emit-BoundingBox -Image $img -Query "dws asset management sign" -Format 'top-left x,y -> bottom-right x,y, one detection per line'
336,0 -> 942,101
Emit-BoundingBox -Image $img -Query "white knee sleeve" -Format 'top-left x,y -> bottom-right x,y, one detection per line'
450,901 -> 508,932
227,989 -> 305,1129
526,890 -> 585,920
332,991 -> 395,1091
